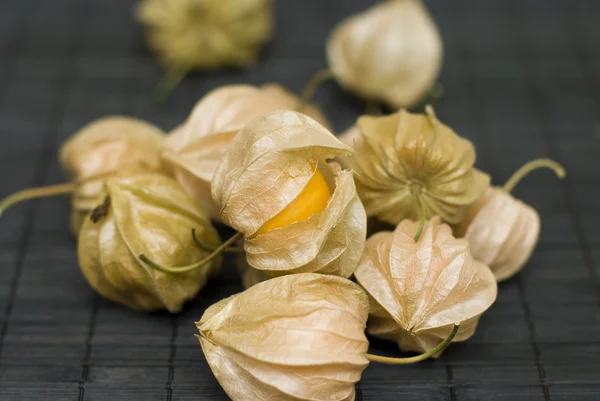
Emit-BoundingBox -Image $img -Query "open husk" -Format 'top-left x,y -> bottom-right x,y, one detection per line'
196,273 -> 370,401
211,110 -> 367,279
78,174 -> 221,312
455,159 -> 566,282
60,116 -> 165,235
327,0 -> 443,109
162,84 -> 330,218
355,217 -> 497,356
348,108 -> 490,225
136,0 -> 273,71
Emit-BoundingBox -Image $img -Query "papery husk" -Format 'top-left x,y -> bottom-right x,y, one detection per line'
349,109 -> 490,225
161,84 -> 331,218
136,0 -> 272,71
196,273 -> 370,401
455,187 -> 540,282
212,110 -> 367,278
327,0 -> 443,109
78,174 -> 221,313
59,116 -> 165,235
355,217 -> 497,356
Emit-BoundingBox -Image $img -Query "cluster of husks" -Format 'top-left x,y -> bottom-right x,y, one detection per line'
0,2 -> 567,399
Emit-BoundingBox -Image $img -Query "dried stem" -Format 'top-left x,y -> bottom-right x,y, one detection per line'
0,183 -> 78,217
503,158 -> 566,193
365,322 -> 460,365
152,66 -> 189,105
299,68 -> 334,111
139,232 -> 243,273
192,228 -> 244,253
413,200 -> 425,242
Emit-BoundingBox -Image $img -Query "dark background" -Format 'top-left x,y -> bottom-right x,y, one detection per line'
0,0 -> 599,400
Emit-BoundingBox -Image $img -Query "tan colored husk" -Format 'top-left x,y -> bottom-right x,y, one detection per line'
456,187 -> 540,282
355,217 -> 497,356
59,116 -> 165,235
196,273 -> 370,401
327,0 -> 443,108
78,174 -> 221,313
161,84 -> 330,218
136,0 -> 273,70
211,110 -> 367,278
349,108 -> 490,225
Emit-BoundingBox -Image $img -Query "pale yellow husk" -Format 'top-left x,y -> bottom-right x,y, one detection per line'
136,0 -> 273,70
211,110 -> 367,278
355,217 -> 497,356
348,109 -> 490,225
196,273 -> 370,401
456,188 -> 540,282
78,174 -> 221,313
161,84 -> 330,218
327,0 -> 443,108
59,116 -> 165,235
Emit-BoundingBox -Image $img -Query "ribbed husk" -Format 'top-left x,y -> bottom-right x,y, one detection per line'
348,109 -> 490,225
455,188 -> 540,282
355,217 -> 497,356
59,116 -> 165,236
327,0 -> 443,109
136,0 -> 273,70
196,273 -> 370,401
161,84 -> 330,219
78,174 -> 221,313
211,110 -> 367,278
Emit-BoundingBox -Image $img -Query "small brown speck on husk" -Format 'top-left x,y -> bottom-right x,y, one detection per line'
78,174 -> 221,313
60,116 -> 166,235
0,116 -> 165,237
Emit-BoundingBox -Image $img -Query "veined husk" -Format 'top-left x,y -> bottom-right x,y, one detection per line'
355,217 -> 497,356
212,110 -> 367,279
78,174 -> 221,313
348,109 -> 490,225
196,273 -> 370,401
161,84 -> 330,218
59,116 -> 165,235
455,187 -> 540,282
136,0 -> 272,71
327,0 -> 443,109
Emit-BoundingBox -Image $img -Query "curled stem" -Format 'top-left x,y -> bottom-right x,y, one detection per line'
366,322 -> 460,365
0,183 -> 78,217
152,66 -> 189,105
503,158 -> 566,193
192,228 -> 244,253
139,232 -> 243,274
299,68 -> 334,111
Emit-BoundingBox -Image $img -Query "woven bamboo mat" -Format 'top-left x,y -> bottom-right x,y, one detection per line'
0,0 -> 598,399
